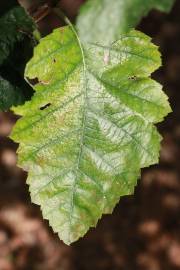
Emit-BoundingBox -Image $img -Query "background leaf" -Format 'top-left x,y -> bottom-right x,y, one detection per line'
0,5 -> 36,111
77,0 -> 175,44
0,76 -> 26,111
0,6 -> 36,65
11,26 -> 171,244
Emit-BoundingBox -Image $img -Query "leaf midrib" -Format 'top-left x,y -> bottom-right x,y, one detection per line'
65,24 -> 89,242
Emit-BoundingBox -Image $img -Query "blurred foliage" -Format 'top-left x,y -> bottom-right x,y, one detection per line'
0,2 -> 36,111
0,76 -> 25,111
77,0 -> 175,44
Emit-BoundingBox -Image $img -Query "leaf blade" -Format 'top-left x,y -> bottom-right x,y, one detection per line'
11,27 -> 171,244
77,0 -> 175,44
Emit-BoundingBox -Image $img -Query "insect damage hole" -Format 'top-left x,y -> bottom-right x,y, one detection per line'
128,75 -> 137,80
40,103 -> 51,110
26,77 -> 39,86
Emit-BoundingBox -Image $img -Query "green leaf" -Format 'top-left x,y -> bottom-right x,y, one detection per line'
77,0 -> 175,44
0,6 -> 36,65
10,26 -> 171,244
0,6 -> 36,111
0,76 -> 25,111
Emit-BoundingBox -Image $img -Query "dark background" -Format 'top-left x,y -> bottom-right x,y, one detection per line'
0,0 -> 180,269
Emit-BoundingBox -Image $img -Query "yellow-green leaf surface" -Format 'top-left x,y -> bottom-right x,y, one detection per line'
77,0 -> 175,44
11,26 -> 171,244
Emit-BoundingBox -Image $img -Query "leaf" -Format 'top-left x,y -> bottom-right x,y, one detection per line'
0,6 -> 36,111
0,6 -> 36,65
77,0 -> 175,44
10,26 -> 171,244
0,76 -> 25,111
